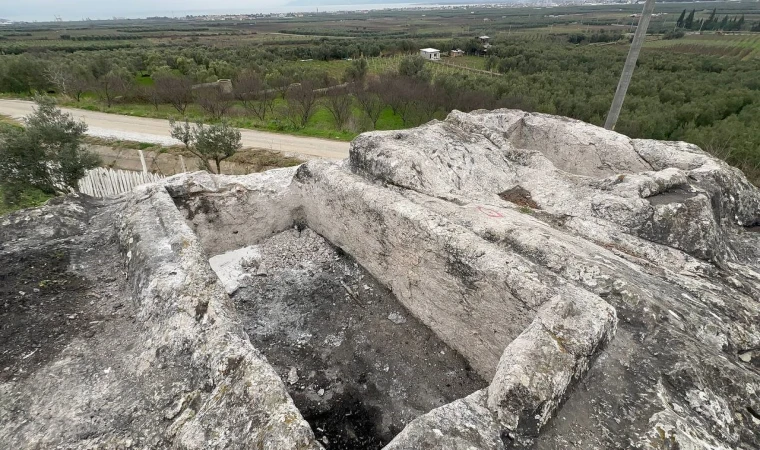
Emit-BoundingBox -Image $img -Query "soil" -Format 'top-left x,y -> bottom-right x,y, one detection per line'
0,247 -> 93,382
90,145 -> 302,177
0,198 -> 128,384
214,228 -> 486,450
499,185 -> 541,209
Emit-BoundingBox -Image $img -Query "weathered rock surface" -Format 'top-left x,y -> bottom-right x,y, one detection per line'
1,109 -> 758,449
0,190 -> 321,449
347,110 -> 760,449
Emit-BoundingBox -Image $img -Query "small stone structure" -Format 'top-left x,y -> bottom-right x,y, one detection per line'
191,78 -> 233,94
1,109 -> 759,449
419,48 -> 441,60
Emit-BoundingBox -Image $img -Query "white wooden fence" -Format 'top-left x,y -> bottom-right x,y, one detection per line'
78,167 -> 165,198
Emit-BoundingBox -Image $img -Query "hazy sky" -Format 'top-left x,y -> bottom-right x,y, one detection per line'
2,0 -> 299,21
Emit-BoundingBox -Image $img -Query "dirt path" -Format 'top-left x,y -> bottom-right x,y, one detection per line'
89,145 -> 300,176
0,99 -> 349,160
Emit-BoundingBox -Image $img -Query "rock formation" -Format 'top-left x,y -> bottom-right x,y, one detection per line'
1,109 -> 758,449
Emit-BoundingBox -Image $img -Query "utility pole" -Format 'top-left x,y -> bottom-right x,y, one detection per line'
604,0 -> 656,130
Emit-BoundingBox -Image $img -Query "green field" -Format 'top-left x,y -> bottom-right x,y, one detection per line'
1,1 -> 759,187
647,33 -> 760,60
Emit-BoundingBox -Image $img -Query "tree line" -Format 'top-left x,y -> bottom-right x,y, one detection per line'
675,8 -> 749,32
1,33 -> 759,185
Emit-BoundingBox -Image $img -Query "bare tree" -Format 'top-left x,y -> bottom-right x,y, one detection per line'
195,86 -> 232,119
456,90 -> 496,112
234,71 -> 275,121
267,72 -> 293,100
323,85 -> 353,131
138,85 -> 162,111
44,65 -> 70,96
434,74 -> 462,113
45,64 -> 93,102
379,74 -> 416,126
68,74 -> 92,102
154,74 -> 193,114
411,82 -> 440,125
98,69 -> 131,108
352,79 -> 384,130
286,79 -> 320,128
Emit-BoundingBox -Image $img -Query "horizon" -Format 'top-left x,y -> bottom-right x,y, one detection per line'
0,0 -> 508,23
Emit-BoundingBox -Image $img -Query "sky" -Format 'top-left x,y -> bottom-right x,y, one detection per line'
0,0 -> 321,22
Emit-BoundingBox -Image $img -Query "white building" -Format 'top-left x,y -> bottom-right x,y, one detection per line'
419,48 -> 441,61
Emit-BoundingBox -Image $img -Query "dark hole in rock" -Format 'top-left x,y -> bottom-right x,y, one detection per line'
499,185 -> 540,210
209,227 -> 486,449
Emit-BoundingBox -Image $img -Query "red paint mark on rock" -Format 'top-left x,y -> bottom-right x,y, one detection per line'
477,206 -> 503,218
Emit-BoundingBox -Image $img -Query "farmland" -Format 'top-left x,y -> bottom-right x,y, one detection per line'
0,1 -> 759,183
647,33 -> 760,60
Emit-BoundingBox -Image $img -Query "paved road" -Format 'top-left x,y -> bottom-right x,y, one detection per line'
0,99 -> 350,160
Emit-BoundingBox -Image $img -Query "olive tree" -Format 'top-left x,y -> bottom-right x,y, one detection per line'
170,119 -> 241,174
398,56 -> 431,81
343,58 -> 368,83
0,97 -> 100,205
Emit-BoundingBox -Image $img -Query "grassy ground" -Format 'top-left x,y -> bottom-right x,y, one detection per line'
280,59 -> 352,78
447,55 -> 488,70
0,186 -> 52,216
0,114 -> 21,128
59,95 -> 409,141
646,33 -> 760,60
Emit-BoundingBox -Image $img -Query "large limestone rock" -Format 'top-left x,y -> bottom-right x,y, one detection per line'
1,109 -> 758,449
0,190 -> 321,449
347,110 -> 760,450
